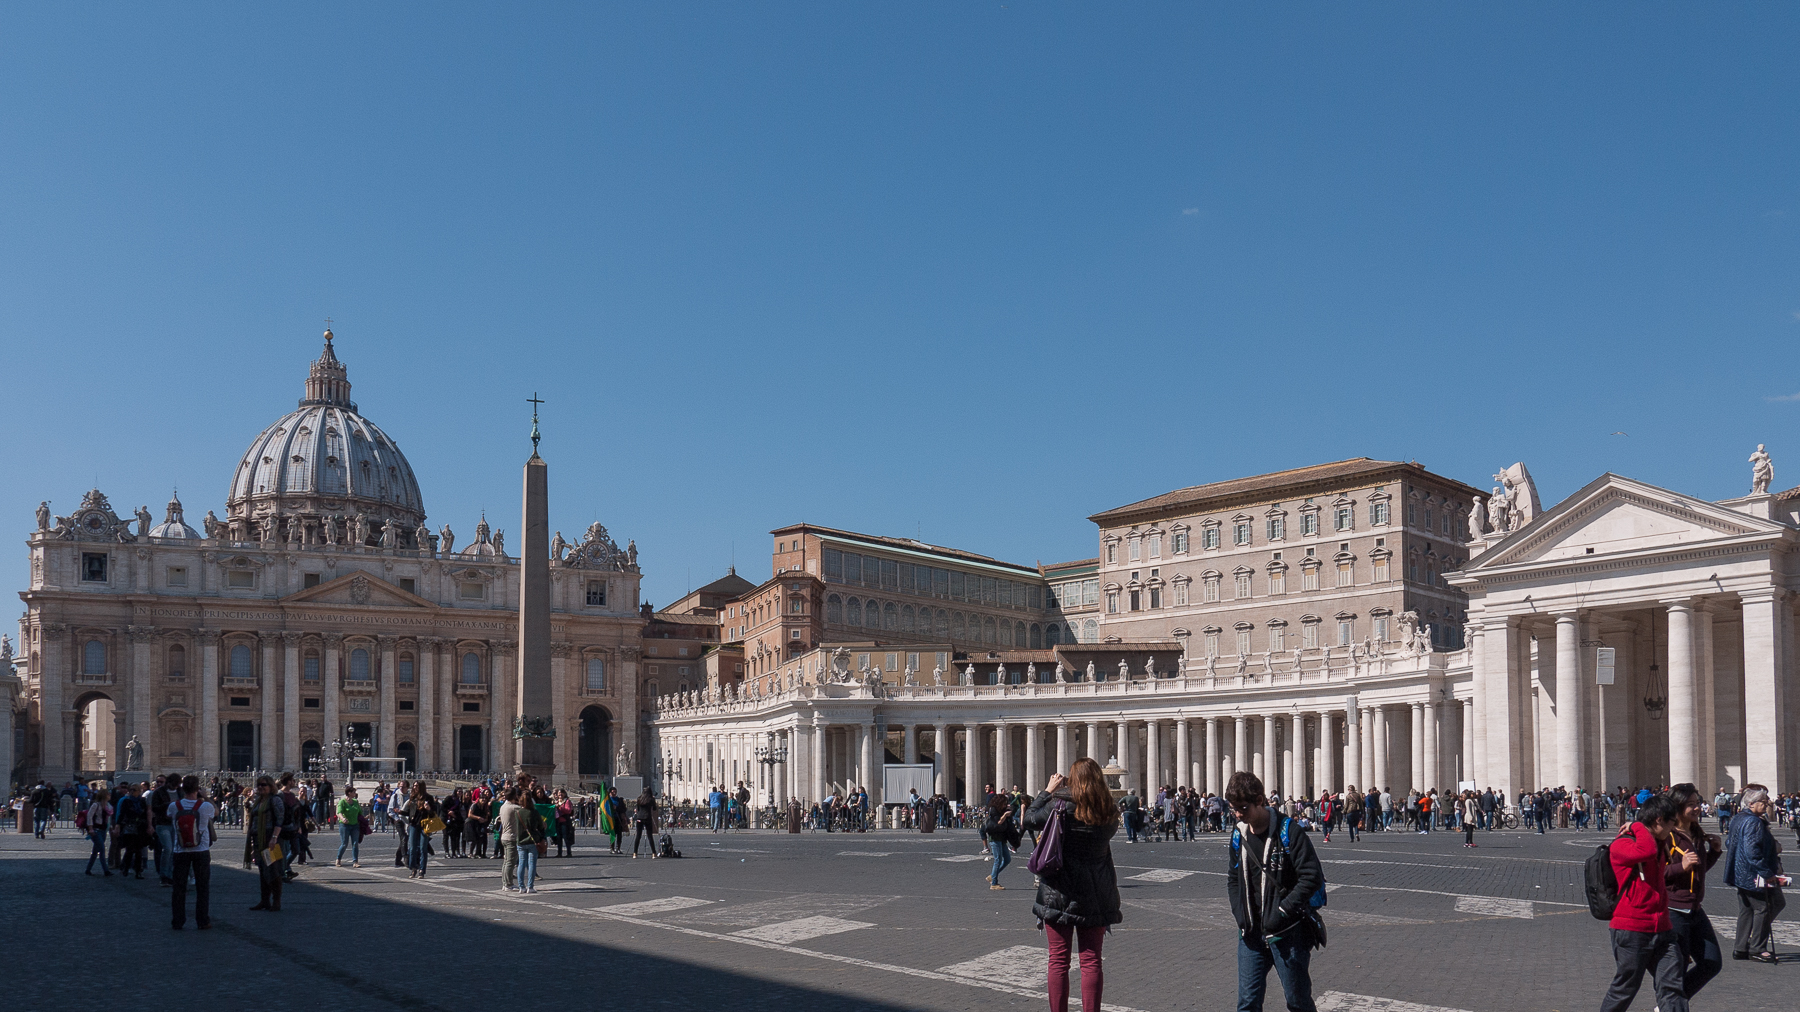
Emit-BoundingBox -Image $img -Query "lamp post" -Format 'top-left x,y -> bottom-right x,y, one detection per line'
320,724 -> 371,780
755,736 -> 788,808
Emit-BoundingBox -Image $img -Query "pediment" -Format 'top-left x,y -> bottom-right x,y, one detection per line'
282,571 -> 432,608
1470,473 -> 1787,569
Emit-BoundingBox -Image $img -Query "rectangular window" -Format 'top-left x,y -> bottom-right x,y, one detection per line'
1201,527 -> 1220,550
1233,522 -> 1251,546
1148,587 -> 1161,609
1269,570 -> 1285,595
1083,579 -> 1099,605
949,570 -> 964,599
167,566 -> 188,587
1336,562 -> 1354,587
823,547 -> 843,580
1236,628 -> 1252,655
1150,534 -> 1162,558
586,658 -> 605,690
462,701 -> 480,712
1302,567 -> 1319,592
1204,631 -> 1220,656
933,568 -> 949,598
1371,501 -> 1389,525
1173,531 -> 1189,554
1302,513 -> 1318,537
587,581 -> 606,606
1442,512 -> 1452,536
303,697 -> 321,709
398,578 -> 415,594
1106,591 -> 1119,614
1410,563 -> 1419,582
1203,578 -> 1220,603
1129,539 -> 1141,562
1373,558 -> 1389,582
1270,626 -> 1286,652
1174,582 -> 1189,606
878,559 -> 896,590
1334,507 -> 1353,531
1128,590 -> 1141,611
458,581 -> 484,600
1408,503 -> 1418,525
81,553 -> 108,582
1234,573 -> 1251,599
843,552 -> 861,584
1267,516 -> 1285,541
1338,620 -> 1353,646
982,578 -> 997,604
398,657 -> 414,682
1425,508 -> 1434,530
1105,543 -> 1117,564
304,656 -> 320,681
227,570 -> 256,588
1374,616 -> 1390,641
899,565 -> 915,594
1302,623 -> 1319,649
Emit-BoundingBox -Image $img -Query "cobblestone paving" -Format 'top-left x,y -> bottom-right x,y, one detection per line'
3,822 -> 1792,1010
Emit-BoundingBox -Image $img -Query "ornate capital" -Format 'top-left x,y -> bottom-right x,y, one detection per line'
322,632 -> 344,647
550,642 -> 573,658
127,625 -> 156,643
280,631 -> 304,646
495,638 -> 517,653
197,628 -> 221,645
376,635 -> 399,650
41,622 -> 66,636
617,645 -> 641,661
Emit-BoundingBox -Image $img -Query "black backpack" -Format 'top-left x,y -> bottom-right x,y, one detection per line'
659,832 -> 680,858
1584,826 -> 1646,920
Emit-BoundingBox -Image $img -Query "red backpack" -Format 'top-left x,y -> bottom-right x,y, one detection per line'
175,798 -> 206,849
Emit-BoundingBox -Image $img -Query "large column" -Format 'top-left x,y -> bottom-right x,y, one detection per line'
322,633 -> 342,758
1425,696 -> 1442,791
933,722 -> 950,796
903,724 -> 918,765
1055,722 -> 1071,778
259,634 -> 277,769
1289,713 -> 1305,799
1086,721 -> 1101,763
130,626 -> 153,764
1113,719 -> 1128,771
1461,698 -> 1476,788
281,633 -> 301,769
810,719 -> 827,802
1342,705 -> 1360,792
1466,622 -> 1487,791
490,641 -> 514,773
1554,611 -> 1583,791
1321,711 -> 1338,793
1025,722 -> 1042,793
38,625 -> 66,781
860,722 -> 877,803
1483,618 -> 1521,798
1145,720 -> 1162,793
965,724 -> 983,809
1408,702 -> 1425,792
1665,599 -> 1698,787
1696,605 -> 1718,794
417,639 -> 436,772
378,635 -> 398,768
200,630 -> 220,770
515,450 -> 554,780
995,723 -> 1012,791
1204,717 -> 1220,795
1262,715 -> 1278,795
1175,718 -> 1191,790
1740,590 -> 1785,789
549,644 -> 572,781
1374,706 -> 1390,790
1232,715 -> 1247,783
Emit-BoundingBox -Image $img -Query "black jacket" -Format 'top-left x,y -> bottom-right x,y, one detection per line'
1021,789 -> 1123,929
982,809 -> 1022,849
1226,810 -> 1325,946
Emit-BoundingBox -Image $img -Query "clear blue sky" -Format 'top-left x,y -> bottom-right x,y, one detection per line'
4,5 -> 1798,606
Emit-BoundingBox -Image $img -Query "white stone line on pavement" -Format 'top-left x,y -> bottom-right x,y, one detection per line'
732,915 -> 874,943
939,946 -> 1072,989
342,868 -> 1151,1012
1452,896 -> 1535,919
836,851 -> 894,857
1317,989 -> 1474,1012
598,895 -> 715,916
1126,869 -> 1197,883
935,854 -> 989,862
1708,915 -> 1800,946
1322,859 -> 1478,871
1113,863 -> 1586,911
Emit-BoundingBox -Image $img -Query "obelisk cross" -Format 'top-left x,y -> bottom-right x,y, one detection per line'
527,392 -> 544,457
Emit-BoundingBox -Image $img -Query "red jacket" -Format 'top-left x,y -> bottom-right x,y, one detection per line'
1609,823 -> 1671,933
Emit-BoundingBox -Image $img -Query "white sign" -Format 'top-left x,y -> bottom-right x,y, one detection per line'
1596,646 -> 1615,686
882,763 -> 935,803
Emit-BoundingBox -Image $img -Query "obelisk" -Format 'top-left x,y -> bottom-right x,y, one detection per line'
514,394 -> 556,782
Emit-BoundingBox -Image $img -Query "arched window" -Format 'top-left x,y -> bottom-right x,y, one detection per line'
865,601 -> 881,629
1030,623 -> 1043,648
586,657 -> 606,692
951,612 -> 966,640
901,605 -> 915,632
984,617 -> 997,644
1044,623 -> 1060,646
826,595 -> 843,624
349,648 -> 371,681
398,652 -> 415,683
883,603 -> 897,630
935,609 -> 948,638
1082,619 -> 1097,643
847,597 -> 862,625
167,644 -> 186,678
460,652 -> 481,684
229,644 -> 252,679
83,639 -> 106,675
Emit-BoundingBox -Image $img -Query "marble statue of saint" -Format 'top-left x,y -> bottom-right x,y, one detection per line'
353,513 -> 369,545
1025,661 -> 1037,684
492,530 -> 506,556
259,517 -> 277,547
902,663 -> 916,686
135,505 -> 152,537
1751,444 -> 1774,494
1419,624 -> 1434,654
995,663 -> 1009,685
1144,656 -> 1157,679
964,663 -> 977,686
36,501 -> 50,532
289,516 -> 305,545
1291,645 -> 1303,670
1488,486 -> 1510,533
1054,662 -> 1066,683
203,510 -> 221,539
628,540 -> 638,568
438,524 -> 454,555
124,735 -> 144,771
1205,653 -> 1217,676
1468,497 -> 1487,538
0,634 -> 11,663
616,745 -> 633,775
1118,658 -> 1131,681
415,521 -> 431,552
1261,651 -> 1274,675
1086,660 -> 1097,682
380,522 -> 398,549
551,531 -> 567,562
931,662 -> 944,685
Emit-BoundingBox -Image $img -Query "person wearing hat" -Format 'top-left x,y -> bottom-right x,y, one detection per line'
1724,784 -> 1789,963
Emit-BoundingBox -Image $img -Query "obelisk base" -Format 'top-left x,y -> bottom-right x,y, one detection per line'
515,735 -> 555,783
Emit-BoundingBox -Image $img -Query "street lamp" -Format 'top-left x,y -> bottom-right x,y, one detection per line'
320,724 -> 372,780
755,738 -> 789,807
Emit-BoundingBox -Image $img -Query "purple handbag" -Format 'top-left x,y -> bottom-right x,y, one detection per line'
1027,801 -> 1067,875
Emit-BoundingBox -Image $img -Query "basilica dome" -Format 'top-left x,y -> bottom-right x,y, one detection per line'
225,331 -> 425,543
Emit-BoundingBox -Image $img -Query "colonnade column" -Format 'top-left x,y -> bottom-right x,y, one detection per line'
993,724 -> 1010,791
1232,715 -> 1247,784
1697,605 -> 1718,795
200,630 -> 220,770
1738,590 -> 1785,788
1424,695 -> 1441,791
1086,721 -> 1101,763
378,636 -> 398,764
1145,720 -> 1162,793
810,720 -> 827,803
1261,715 -> 1277,795
903,724 -> 918,765
1025,722 -> 1042,793
965,724 -> 984,810
281,633 -> 300,769
943,723 -> 957,795
1321,711 -> 1337,794
1204,717 -> 1220,795
1289,713 -> 1304,799
129,627 -> 153,767
1467,622 -> 1487,791
1554,611 -> 1583,791
1408,702 -> 1424,791
417,640 -> 436,771
1055,722 -> 1071,778
259,635 -> 277,768
1175,718 -> 1191,790
1462,698 -> 1475,789
1374,706 -> 1390,790
1665,599 -> 1698,787
1113,720 -> 1129,795
322,633 -> 342,761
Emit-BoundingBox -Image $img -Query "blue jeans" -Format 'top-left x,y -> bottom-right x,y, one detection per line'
154,825 -> 175,880
518,842 -> 538,890
1237,934 -> 1316,1012
86,831 -> 109,872
337,822 -> 360,863
33,808 -> 51,836
710,806 -> 723,831
407,824 -> 429,872
989,839 -> 1011,885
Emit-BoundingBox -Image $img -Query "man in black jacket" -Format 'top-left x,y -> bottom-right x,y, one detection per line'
1226,771 -> 1324,1012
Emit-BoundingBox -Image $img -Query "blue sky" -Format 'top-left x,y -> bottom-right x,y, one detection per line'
3,5 -> 1798,605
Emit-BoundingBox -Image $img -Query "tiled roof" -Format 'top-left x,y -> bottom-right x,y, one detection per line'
769,522 -> 1039,574
648,612 -> 719,626
1089,458 -> 1481,525
692,572 -> 756,597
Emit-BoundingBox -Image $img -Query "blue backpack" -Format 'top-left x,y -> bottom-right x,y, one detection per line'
1231,814 -> 1329,911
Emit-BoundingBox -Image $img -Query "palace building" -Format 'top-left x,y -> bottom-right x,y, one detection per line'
9,332 -> 644,788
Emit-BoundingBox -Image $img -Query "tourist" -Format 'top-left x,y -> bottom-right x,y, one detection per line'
1724,784 -> 1789,963
1460,791 -> 1480,848
1663,783 -> 1723,1001
1317,791 -> 1334,845
29,780 -> 57,838
82,783 -> 113,876
497,786 -> 526,891
400,782 -> 437,879
1226,770 -> 1324,1012
602,787 -> 624,854
115,782 -> 151,879
982,793 -> 1021,891
1344,785 -> 1362,843
1600,795 -> 1683,1012
553,788 -> 575,857
245,775 -> 286,912
467,787 -> 492,859
335,786 -> 364,867
631,787 -> 659,859
1119,788 -> 1141,844
1023,758 -> 1122,1012
1378,787 -> 1393,830
167,775 -> 215,930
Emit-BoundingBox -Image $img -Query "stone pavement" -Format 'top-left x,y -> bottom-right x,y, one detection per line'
2,822 -> 1793,1011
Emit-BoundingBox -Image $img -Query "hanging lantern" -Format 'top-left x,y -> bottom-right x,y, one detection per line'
1643,610 -> 1665,720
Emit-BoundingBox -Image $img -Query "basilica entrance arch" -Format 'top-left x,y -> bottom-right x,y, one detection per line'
578,705 -> 611,777
72,690 -> 117,775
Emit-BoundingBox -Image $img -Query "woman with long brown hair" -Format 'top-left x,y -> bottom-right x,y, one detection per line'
1022,756 -> 1122,1012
